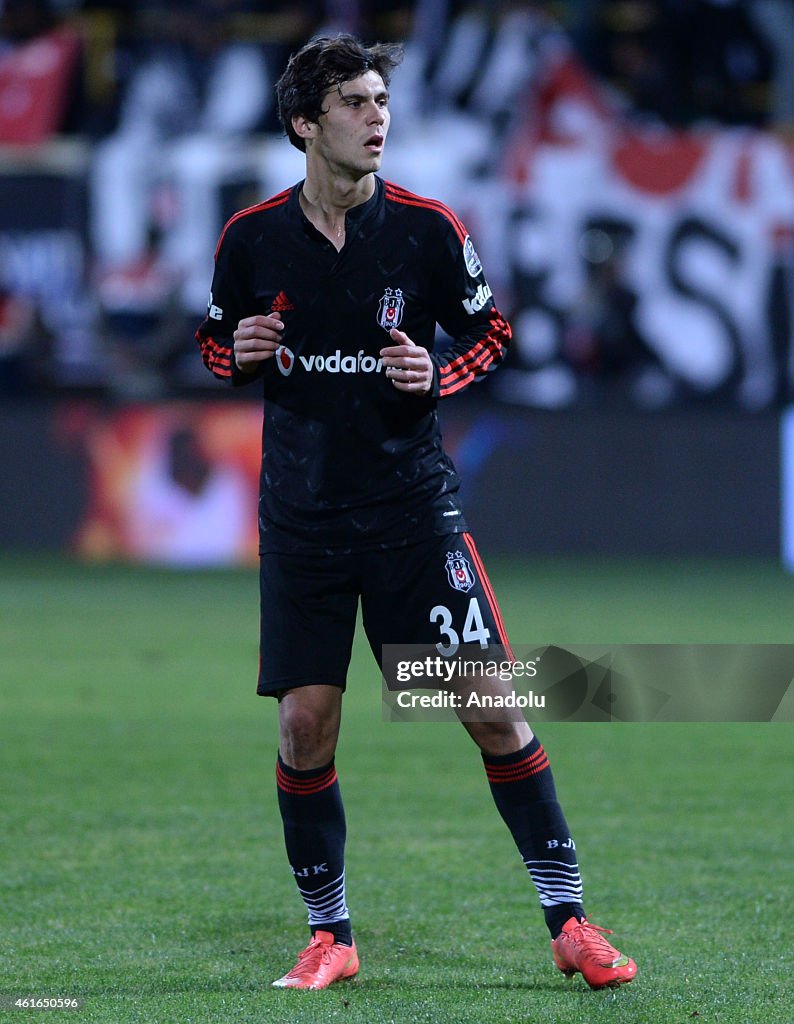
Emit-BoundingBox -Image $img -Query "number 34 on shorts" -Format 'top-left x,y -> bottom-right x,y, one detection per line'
430,598 -> 492,655
423,535 -> 513,659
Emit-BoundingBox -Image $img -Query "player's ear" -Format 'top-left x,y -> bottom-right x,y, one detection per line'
292,114 -> 319,144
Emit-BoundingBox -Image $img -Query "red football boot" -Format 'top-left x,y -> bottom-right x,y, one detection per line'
272,930 -> 359,990
551,916 -> 637,989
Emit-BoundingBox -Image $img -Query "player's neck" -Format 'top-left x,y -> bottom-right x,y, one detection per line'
299,171 -> 375,251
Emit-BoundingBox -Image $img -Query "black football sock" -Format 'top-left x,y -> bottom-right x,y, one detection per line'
482,735 -> 585,939
276,754 -> 352,946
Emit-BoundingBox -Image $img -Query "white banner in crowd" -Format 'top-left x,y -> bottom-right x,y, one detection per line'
465,54 -> 794,410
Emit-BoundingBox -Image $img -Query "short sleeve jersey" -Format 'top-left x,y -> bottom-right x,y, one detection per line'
196,176 -> 511,554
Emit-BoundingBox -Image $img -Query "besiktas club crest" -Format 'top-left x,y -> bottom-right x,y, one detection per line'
445,551 -> 476,592
377,287 -> 404,330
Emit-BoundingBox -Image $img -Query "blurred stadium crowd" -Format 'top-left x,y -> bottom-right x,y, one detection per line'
1,0 -> 794,407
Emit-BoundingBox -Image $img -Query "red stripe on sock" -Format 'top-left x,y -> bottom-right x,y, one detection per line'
485,746 -> 550,784
485,747 -> 548,774
276,762 -> 338,796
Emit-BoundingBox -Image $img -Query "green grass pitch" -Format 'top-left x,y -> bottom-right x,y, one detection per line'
1,555 -> 792,1024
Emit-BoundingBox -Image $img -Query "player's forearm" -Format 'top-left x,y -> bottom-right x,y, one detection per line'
196,327 -> 264,387
431,308 -> 511,398
195,324 -> 234,381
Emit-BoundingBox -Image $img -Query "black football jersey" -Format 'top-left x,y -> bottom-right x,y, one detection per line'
196,176 -> 511,553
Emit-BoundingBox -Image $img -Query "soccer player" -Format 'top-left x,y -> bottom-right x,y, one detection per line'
196,34 -> 636,992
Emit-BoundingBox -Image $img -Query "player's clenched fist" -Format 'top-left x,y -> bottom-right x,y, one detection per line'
380,328 -> 433,395
234,313 -> 285,373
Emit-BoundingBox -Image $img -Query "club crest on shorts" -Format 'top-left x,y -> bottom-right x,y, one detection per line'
377,287 -> 404,330
445,550 -> 476,592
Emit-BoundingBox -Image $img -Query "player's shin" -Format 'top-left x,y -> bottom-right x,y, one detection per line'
276,754 -> 353,945
481,735 -> 585,938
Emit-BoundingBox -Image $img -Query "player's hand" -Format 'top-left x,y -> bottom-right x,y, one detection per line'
233,313 -> 284,373
380,329 -> 433,395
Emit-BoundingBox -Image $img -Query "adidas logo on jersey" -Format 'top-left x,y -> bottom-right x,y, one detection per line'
271,290 -> 295,312
274,346 -> 384,376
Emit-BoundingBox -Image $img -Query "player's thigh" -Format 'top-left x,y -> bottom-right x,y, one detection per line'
360,532 -> 512,663
258,550 -> 359,695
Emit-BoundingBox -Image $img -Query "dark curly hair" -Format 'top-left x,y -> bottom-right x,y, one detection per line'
276,34 -> 404,152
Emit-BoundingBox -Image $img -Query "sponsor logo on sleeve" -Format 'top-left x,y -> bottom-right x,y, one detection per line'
462,282 -> 492,315
208,291 -> 224,320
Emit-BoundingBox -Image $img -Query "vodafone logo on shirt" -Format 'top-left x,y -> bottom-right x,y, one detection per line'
275,345 -> 295,375
274,346 -> 383,376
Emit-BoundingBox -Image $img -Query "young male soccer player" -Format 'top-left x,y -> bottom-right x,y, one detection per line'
196,34 -> 636,992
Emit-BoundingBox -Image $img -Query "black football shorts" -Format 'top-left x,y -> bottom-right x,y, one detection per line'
257,531 -> 513,696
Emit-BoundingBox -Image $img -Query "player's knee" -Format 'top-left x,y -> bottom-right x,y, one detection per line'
279,700 -> 338,768
464,718 -> 532,757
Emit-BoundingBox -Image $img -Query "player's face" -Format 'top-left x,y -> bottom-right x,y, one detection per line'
310,71 -> 390,178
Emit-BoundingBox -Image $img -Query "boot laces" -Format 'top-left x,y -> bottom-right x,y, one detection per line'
291,936 -> 333,974
572,920 -> 619,962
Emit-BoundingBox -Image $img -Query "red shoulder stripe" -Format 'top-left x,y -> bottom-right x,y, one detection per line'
214,187 -> 293,259
384,183 -> 467,242
383,180 -> 468,238
383,182 -> 467,244
383,182 -> 469,234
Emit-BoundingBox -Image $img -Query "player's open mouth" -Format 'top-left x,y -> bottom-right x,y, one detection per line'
364,135 -> 384,151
